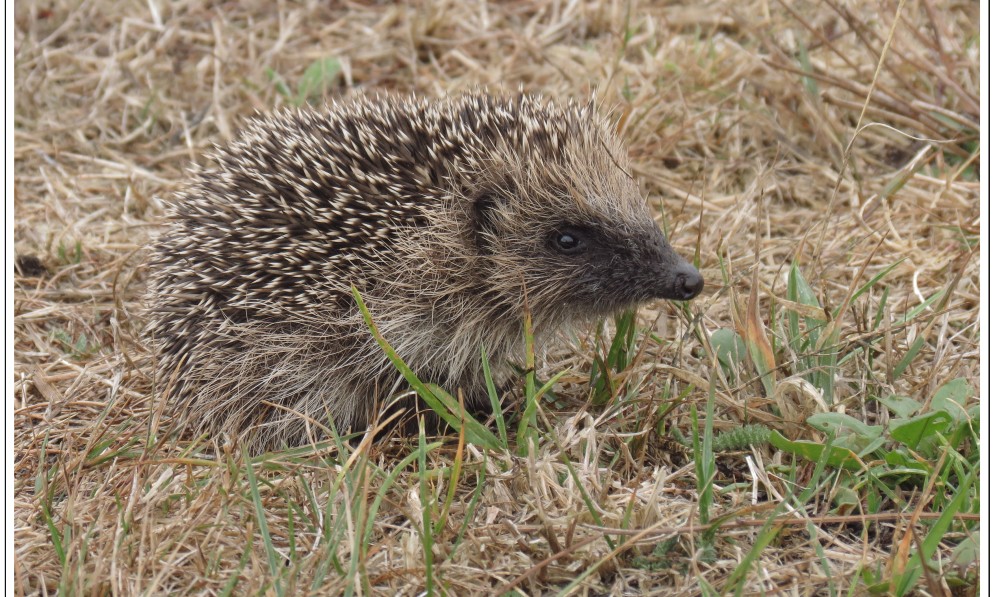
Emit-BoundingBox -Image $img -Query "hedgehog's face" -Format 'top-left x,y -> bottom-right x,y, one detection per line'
542,219 -> 703,307
471,187 -> 703,321
529,217 -> 703,321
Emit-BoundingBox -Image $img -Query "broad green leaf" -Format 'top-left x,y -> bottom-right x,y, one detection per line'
833,486 -> 860,510
877,394 -> 921,418
882,450 -> 929,473
710,328 -> 746,372
950,531 -> 980,568
888,411 -> 953,451
769,431 -> 863,471
298,57 -> 341,104
931,377 -> 973,422
808,413 -> 884,441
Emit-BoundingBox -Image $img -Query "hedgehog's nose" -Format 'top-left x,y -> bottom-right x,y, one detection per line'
673,263 -> 704,300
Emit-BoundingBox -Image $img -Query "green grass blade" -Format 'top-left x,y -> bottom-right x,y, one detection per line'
244,455 -> 285,597
894,462 -> 979,595
418,422 -> 435,594
352,285 -> 500,449
480,347 -> 508,449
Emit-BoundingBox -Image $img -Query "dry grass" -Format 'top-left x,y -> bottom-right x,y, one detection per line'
13,0 -> 980,595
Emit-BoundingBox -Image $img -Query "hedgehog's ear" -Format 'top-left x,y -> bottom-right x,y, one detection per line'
472,191 -> 504,253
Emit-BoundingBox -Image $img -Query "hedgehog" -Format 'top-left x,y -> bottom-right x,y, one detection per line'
146,93 -> 703,451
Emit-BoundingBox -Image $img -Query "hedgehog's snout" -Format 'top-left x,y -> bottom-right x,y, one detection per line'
670,262 -> 704,301
643,228 -> 703,302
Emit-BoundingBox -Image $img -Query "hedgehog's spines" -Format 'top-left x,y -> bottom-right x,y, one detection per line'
147,92 -> 702,452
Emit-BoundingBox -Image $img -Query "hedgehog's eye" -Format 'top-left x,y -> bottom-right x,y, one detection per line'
551,227 -> 586,255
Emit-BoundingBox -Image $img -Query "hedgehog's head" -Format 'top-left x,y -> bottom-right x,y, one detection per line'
459,96 -> 703,325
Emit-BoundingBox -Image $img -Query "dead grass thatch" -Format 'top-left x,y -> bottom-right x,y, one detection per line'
14,0 -> 980,595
